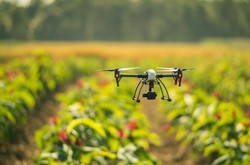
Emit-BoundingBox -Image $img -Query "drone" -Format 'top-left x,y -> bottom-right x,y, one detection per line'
98,67 -> 193,102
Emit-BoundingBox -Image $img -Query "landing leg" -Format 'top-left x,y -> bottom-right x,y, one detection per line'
157,78 -> 171,102
132,80 -> 142,101
135,82 -> 145,103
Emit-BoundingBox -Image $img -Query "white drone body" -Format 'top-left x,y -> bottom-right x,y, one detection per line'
145,69 -> 157,81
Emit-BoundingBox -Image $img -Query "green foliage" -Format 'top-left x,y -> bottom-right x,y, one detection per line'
0,53 -> 97,142
35,77 -> 160,164
163,58 -> 250,164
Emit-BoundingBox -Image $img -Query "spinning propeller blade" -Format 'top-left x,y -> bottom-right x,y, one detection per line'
156,67 -> 177,72
157,67 -> 194,72
157,69 -> 177,72
97,68 -> 116,72
181,68 -> 195,71
118,67 -> 140,71
97,67 -> 140,72
157,67 -> 177,70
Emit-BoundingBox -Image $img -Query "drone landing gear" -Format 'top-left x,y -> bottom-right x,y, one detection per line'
132,80 -> 144,103
133,79 -> 154,102
132,79 -> 171,102
156,78 -> 172,102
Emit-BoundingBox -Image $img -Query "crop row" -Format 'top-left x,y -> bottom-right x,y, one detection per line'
35,74 -> 160,164
163,58 -> 250,165
0,53 -> 101,142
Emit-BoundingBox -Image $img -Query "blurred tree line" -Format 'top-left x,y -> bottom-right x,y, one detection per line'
0,0 -> 250,41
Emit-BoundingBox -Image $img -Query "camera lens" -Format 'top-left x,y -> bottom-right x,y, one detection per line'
143,92 -> 157,100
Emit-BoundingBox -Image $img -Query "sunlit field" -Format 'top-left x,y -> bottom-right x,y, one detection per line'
1,40 -> 249,59
0,41 -> 250,165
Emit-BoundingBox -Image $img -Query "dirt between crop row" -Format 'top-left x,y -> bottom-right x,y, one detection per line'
141,99 -> 211,165
0,91 -> 60,165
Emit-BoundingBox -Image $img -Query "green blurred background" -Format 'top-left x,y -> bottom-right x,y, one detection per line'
1,0 -> 250,41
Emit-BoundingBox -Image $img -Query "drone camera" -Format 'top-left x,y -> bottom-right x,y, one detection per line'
143,91 -> 157,100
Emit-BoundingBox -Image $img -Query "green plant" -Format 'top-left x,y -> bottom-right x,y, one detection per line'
163,59 -> 250,165
0,53 -> 100,142
35,76 -> 160,164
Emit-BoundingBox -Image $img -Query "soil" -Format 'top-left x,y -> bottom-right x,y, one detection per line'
0,91 -> 61,165
141,99 -> 211,165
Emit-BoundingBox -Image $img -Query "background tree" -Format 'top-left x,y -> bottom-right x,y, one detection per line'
0,0 -> 250,41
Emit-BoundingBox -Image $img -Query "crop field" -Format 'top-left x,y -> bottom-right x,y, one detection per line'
0,41 -> 250,165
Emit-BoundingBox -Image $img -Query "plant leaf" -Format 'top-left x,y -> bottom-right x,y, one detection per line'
66,118 -> 106,137
212,154 -> 230,165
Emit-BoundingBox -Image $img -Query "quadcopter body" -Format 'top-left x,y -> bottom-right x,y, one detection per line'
98,67 -> 193,102
146,69 -> 157,81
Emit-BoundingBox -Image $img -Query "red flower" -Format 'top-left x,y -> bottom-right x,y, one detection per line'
126,121 -> 137,131
58,130 -> 70,144
162,123 -> 171,132
76,78 -> 84,88
215,112 -> 221,119
117,129 -> 126,139
49,116 -> 58,124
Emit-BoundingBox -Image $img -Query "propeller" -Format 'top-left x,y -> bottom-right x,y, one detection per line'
97,67 -> 140,87
157,69 -> 177,72
157,67 -> 194,72
157,67 -> 194,87
97,67 -> 140,72
157,67 -> 177,70
181,68 -> 195,71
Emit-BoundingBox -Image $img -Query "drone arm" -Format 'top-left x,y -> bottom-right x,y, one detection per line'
156,73 -> 177,78
115,73 -> 146,87
120,73 -> 147,78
